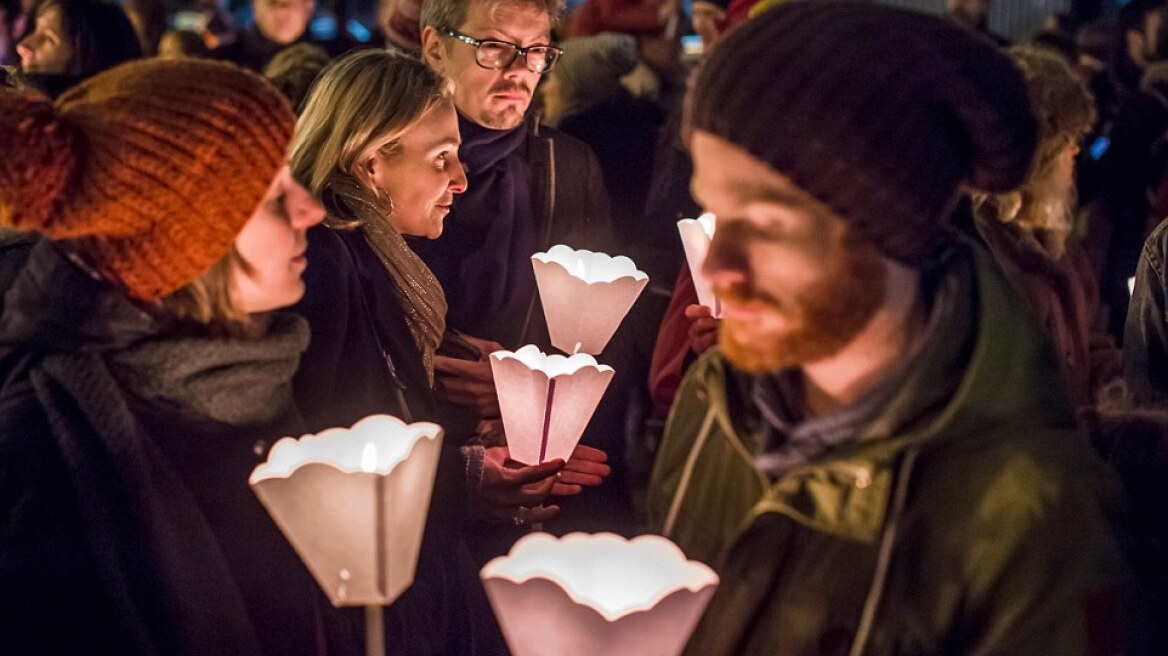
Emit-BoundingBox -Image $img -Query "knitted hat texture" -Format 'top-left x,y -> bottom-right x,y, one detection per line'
0,58 -> 294,300
690,1 -> 1038,265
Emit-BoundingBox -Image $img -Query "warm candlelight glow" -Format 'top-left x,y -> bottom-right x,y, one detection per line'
531,244 -> 649,355
249,415 -> 443,607
481,532 -> 719,656
489,345 -> 614,465
360,443 -> 377,474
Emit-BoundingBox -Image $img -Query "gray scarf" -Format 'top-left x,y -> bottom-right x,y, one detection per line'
326,174 -> 447,383
106,313 -> 310,427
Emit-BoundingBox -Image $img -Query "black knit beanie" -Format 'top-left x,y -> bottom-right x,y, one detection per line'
690,1 -> 1037,266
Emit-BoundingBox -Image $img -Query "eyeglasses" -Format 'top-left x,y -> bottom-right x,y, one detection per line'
439,27 -> 563,74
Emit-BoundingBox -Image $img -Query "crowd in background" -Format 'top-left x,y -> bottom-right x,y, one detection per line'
2,0 -> 1168,653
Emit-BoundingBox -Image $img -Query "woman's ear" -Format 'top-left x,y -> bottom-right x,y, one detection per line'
356,153 -> 379,189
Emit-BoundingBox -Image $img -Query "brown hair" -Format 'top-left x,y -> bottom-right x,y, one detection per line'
420,0 -> 565,31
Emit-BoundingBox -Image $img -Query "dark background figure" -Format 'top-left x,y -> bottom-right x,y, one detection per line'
263,41 -> 329,111
14,0 -> 141,98
157,28 -> 212,58
947,0 -> 1010,45
213,0 -> 356,71
1086,0 -> 1168,340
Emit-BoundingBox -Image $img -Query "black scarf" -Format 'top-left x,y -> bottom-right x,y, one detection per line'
410,114 -> 535,347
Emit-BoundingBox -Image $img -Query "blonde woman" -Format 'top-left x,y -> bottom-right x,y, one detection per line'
287,48 -> 608,652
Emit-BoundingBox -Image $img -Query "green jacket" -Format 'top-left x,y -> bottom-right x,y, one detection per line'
648,244 -> 1129,656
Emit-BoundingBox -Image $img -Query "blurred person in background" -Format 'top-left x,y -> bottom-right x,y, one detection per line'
123,0 -> 167,56
15,0 -> 141,98
947,0 -> 1009,45
376,0 -> 422,53
213,0 -> 354,71
974,46 -> 1120,409
262,41 -> 328,111
157,28 -> 212,58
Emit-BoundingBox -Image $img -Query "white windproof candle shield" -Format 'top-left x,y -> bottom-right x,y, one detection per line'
677,213 -> 721,317
489,345 -> 615,465
481,532 -> 719,656
249,415 -> 443,607
531,244 -> 649,356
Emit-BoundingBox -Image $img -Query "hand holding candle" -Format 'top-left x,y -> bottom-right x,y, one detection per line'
489,345 -> 615,466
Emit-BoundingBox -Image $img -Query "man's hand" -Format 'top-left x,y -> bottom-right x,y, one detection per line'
552,445 -> 611,496
479,446 -> 563,524
685,304 -> 721,355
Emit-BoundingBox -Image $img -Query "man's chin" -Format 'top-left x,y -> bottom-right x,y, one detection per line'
478,105 -> 527,130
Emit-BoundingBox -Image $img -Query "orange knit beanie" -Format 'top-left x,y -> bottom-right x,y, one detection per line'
0,58 -> 294,300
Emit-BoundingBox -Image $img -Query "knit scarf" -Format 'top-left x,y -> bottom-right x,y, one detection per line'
325,174 -> 447,382
105,313 -> 310,426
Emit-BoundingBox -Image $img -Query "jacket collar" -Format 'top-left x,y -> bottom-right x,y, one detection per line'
694,240 -> 1076,542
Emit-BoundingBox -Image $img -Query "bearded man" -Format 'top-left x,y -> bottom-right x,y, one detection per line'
647,3 -> 1130,654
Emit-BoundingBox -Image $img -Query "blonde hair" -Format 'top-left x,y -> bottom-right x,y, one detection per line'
289,49 -> 452,220
153,246 -> 254,337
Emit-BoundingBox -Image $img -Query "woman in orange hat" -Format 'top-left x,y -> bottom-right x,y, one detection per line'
0,58 -> 329,655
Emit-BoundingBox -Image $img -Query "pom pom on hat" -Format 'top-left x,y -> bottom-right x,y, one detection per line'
0,92 -> 81,233
0,59 -> 295,301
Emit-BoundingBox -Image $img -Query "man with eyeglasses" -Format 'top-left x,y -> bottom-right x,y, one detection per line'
416,0 -> 628,548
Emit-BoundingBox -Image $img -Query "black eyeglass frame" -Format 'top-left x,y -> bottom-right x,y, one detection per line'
438,27 -> 564,74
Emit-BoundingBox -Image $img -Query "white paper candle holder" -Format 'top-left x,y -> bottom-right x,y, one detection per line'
249,415 -> 443,608
531,244 -> 649,355
677,213 -> 720,316
481,532 -> 719,656
489,345 -> 615,466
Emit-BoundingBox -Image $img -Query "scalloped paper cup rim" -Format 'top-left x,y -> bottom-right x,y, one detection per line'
481,532 -> 718,622
533,245 -> 649,284
249,415 -> 442,483
490,345 -> 615,378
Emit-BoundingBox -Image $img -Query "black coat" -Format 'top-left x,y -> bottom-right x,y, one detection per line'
290,225 -> 502,655
0,241 -> 323,656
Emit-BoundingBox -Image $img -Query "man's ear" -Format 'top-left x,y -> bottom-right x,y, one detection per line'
421,26 -> 446,74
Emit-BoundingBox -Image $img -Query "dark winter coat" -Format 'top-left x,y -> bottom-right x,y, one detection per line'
0,241 -> 322,656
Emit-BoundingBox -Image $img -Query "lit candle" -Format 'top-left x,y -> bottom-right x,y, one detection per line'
531,244 -> 649,355
489,345 -> 614,466
481,532 -> 719,656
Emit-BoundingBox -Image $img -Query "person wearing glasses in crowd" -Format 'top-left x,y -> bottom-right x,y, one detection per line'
415,0 -> 630,544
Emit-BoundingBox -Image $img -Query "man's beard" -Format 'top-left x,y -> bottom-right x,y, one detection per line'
719,241 -> 888,373
480,81 -> 530,129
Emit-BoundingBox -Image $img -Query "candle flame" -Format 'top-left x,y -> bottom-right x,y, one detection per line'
360,442 -> 377,473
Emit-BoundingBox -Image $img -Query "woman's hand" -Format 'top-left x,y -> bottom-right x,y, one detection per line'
479,446 -> 563,524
